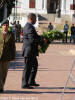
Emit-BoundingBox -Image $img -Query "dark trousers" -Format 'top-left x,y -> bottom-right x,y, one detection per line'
0,61 -> 9,90
64,31 -> 68,43
22,56 -> 38,87
70,34 -> 74,43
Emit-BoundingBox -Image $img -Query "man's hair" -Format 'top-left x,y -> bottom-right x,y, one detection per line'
28,13 -> 36,20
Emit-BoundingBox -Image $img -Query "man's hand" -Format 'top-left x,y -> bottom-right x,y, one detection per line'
38,45 -> 41,50
43,38 -> 48,43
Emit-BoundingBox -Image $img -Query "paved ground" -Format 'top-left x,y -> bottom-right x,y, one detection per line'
0,42 -> 75,100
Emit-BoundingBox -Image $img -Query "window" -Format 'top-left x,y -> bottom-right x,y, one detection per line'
29,0 -> 35,8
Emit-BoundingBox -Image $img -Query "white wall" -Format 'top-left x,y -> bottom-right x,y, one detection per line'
61,0 -> 73,15
66,0 -> 73,14
22,0 -> 29,10
17,0 -> 47,14
36,0 -> 42,9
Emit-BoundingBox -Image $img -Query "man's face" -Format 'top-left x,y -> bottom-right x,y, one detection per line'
72,24 -> 74,27
65,21 -> 68,24
2,23 -> 9,32
31,17 -> 36,25
17,21 -> 19,24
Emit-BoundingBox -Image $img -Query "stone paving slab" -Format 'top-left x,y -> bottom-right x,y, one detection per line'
0,43 -> 75,100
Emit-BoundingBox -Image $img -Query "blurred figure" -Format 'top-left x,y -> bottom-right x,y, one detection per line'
20,29 -> 23,42
11,21 -> 17,41
70,24 -> 75,43
48,22 -> 53,31
63,21 -> 69,43
16,21 -> 21,42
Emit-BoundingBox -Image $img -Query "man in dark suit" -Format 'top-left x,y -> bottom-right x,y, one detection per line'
70,24 -> 75,43
22,13 -> 43,89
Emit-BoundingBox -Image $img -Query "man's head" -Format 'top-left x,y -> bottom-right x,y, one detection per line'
28,13 -> 36,25
72,23 -> 74,26
17,21 -> 20,24
65,21 -> 68,24
1,20 -> 9,32
49,22 -> 51,25
14,21 -> 16,24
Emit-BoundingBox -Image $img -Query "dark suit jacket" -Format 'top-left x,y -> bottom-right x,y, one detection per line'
22,22 -> 42,57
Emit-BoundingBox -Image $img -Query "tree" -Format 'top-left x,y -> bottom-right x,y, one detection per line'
7,0 -> 15,17
0,0 -> 15,22
0,0 -> 5,22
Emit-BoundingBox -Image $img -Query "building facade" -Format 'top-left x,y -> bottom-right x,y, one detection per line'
15,0 -> 74,15
61,0 -> 74,15
10,0 -> 75,26
16,0 -> 58,14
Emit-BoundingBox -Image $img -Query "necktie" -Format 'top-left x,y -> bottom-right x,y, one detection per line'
3,32 -> 7,39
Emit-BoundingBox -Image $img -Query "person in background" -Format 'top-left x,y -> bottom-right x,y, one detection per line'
48,22 -> 53,31
63,21 -> 69,43
20,29 -> 23,42
11,21 -> 17,41
16,21 -> 21,42
0,19 -> 16,93
70,24 -> 75,43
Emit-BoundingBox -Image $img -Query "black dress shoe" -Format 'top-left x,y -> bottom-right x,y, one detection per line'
22,85 -> 34,89
0,89 -> 3,93
29,83 -> 40,86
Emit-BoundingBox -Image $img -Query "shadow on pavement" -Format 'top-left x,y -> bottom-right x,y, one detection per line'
38,69 -> 75,71
51,42 -> 75,45
3,88 -> 75,94
35,87 -> 75,90
9,51 -> 24,70
9,50 -> 54,71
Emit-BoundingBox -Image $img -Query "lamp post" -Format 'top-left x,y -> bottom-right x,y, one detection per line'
13,0 -> 17,20
56,0 -> 61,18
58,0 -> 61,18
15,0 -> 18,19
13,1 -> 16,21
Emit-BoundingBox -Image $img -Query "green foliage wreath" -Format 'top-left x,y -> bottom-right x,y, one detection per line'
39,30 -> 65,53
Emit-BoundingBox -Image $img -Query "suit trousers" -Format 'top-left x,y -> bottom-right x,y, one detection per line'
22,56 -> 38,87
0,61 -> 9,90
